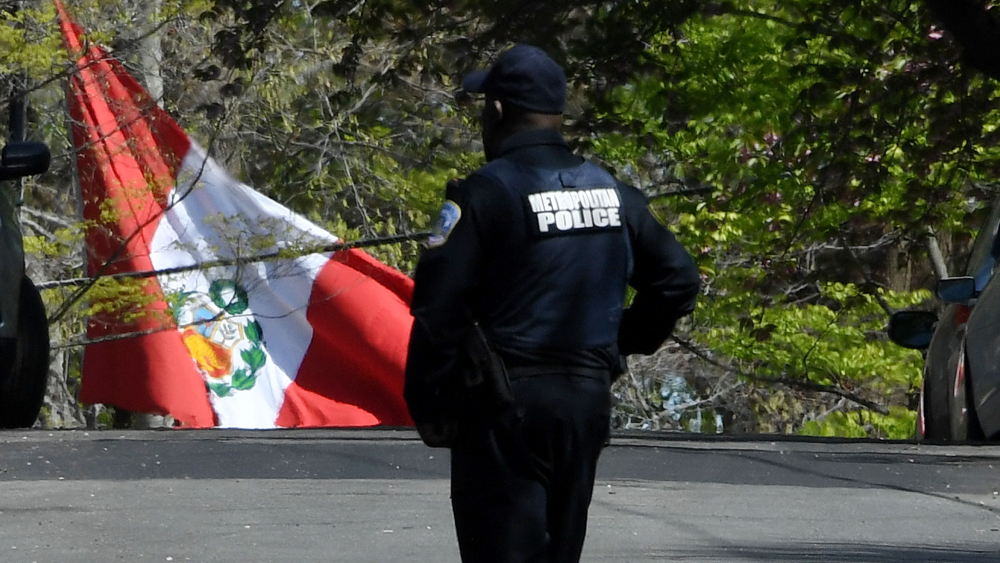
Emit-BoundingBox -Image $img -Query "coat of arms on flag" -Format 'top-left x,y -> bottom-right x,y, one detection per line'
172,279 -> 267,398
55,0 -> 416,429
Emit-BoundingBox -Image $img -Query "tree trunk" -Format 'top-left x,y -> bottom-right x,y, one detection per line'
42,349 -> 85,428
925,228 -> 950,281
138,0 -> 164,103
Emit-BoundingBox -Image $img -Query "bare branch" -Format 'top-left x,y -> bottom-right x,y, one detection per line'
36,230 -> 429,290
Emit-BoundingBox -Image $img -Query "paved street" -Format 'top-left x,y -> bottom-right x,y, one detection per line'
1,429 -> 998,562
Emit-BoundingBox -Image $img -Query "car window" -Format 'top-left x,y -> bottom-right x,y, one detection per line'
965,198 -> 1000,289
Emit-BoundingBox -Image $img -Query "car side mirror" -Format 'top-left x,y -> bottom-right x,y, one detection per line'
887,310 -> 937,350
936,276 -> 977,305
0,141 -> 50,182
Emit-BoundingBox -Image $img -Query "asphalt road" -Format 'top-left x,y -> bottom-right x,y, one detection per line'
1,429 -> 999,562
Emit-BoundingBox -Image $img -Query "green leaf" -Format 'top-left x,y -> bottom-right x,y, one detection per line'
231,368 -> 256,391
208,382 -> 231,398
245,320 -> 264,344
241,347 -> 267,372
209,280 -> 249,315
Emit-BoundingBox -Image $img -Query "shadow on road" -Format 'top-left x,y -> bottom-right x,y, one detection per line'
669,542 -> 999,562
736,450 -> 1000,516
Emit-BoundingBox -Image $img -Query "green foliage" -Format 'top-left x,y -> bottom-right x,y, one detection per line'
584,1 -> 998,437
698,283 -> 929,393
0,3 -> 61,79
801,407 -> 917,439
23,227 -> 83,259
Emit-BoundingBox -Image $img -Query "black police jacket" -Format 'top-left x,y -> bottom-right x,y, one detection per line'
404,129 -> 700,424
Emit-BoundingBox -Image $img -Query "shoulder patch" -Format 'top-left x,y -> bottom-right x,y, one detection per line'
427,200 -> 462,248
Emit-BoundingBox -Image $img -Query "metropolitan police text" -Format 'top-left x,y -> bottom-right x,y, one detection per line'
526,188 -> 622,233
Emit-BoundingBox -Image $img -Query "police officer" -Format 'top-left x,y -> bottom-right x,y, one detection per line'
404,44 -> 701,563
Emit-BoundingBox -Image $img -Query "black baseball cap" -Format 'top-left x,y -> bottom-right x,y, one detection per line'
462,44 -> 566,115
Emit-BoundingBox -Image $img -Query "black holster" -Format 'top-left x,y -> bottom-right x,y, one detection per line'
460,324 -> 514,412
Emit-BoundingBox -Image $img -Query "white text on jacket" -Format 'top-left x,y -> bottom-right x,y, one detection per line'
526,188 -> 621,233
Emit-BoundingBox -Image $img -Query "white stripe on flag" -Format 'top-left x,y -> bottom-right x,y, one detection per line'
150,143 -> 341,428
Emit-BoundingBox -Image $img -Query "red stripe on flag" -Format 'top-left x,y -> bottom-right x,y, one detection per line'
58,0 -> 214,426
331,247 -> 414,304
81,333 -> 218,428
276,384 -> 381,427
275,250 -> 415,427
59,0 -> 190,273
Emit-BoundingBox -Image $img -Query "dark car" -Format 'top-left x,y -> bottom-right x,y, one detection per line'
0,141 -> 51,428
889,201 -> 1000,442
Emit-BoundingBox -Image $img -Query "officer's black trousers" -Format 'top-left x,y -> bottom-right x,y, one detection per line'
450,373 -> 611,563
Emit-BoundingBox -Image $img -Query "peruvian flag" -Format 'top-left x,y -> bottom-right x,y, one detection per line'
57,1 -> 415,428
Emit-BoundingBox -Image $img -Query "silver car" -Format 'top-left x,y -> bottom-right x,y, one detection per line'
889,199 -> 1000,442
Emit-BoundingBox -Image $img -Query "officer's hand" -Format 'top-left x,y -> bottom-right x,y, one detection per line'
416,421 -> 456,448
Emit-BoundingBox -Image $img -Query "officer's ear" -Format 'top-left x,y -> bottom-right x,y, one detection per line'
480,98 -> 503,128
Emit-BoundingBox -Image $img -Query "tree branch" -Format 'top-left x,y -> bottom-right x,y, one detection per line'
671,336 -> 890,415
